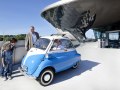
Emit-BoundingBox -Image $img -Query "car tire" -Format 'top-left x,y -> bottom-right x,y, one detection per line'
72,61 -> 79,69
38,69 -> 54,86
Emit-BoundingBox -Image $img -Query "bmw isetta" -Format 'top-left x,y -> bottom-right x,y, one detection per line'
20,35 -> 81,86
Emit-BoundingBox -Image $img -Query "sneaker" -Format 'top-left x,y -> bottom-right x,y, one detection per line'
4,77 -> 8,81
8,76 -> 12,80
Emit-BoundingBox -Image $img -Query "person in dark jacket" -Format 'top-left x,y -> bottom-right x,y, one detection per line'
1,38 -> 17,81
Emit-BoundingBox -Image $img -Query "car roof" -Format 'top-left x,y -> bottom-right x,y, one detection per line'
41,35 -> 69,40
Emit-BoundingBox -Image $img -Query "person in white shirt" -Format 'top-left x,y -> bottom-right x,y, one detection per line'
25,26 -> 40,51
54,39 -> 65,50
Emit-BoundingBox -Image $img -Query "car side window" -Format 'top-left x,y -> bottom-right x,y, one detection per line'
60,39 -> 73,49
50,39 -> 73,51
50,39 -> 62,51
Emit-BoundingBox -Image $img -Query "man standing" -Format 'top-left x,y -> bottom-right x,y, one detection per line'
25,26 -> 40,51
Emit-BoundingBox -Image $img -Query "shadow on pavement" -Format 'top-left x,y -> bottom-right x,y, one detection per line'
0,63 -> 23,78
12,64 -> 24,78
12,64 -> 21,71
52,60 -> 100,85
12,74 -> 24,78
1,60 -> 100,82
12,70 -> 20,74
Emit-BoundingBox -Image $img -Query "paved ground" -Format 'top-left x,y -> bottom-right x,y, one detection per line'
0,42 -> 120,90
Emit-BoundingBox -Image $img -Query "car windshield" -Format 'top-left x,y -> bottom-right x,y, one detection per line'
37,38 -> 50,50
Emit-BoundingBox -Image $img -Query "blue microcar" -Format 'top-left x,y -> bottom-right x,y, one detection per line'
20,35 -> 81,86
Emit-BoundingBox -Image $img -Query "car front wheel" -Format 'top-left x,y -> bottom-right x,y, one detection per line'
38,69 -> 54,86
72,61 -> 80,69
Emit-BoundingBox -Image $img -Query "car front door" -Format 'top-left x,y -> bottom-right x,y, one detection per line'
48,39 -> 75,72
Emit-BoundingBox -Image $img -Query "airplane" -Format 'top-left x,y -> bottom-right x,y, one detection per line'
41,0 -> 120,42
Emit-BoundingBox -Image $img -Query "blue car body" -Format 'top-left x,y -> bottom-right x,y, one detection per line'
21,36 -> 81,78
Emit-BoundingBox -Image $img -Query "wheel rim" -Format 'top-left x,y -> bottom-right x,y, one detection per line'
73,62 -> 79,68
40,70 -> 54,86
44,74 -> 51,82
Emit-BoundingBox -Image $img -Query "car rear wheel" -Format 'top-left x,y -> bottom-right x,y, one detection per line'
72,61 -> 79,69
38,69 -> 54,86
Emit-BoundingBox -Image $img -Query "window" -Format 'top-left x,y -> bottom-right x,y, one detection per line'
109,32 -> 119,40
38,38 -> 50,50
60,39 -> 73,49
50,39 -> 73,51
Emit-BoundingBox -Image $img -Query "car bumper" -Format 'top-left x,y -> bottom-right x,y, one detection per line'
19,67 -> 37,79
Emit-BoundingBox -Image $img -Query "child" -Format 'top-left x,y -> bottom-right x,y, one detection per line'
1,38 -> 17,81
2,44 -> 13,81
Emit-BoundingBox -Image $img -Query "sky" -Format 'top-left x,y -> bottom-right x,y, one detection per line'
0,0 -> 94,38
0,0 -> 59,36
